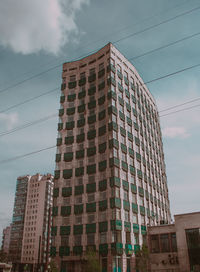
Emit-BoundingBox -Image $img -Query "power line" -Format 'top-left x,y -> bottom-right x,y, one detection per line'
159,103 -> 200,117
159,96 -> 200,112
0,3 -> 199,96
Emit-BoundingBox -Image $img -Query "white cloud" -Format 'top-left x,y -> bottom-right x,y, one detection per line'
162,126 -> 190,139
0,113 -> 19,130
0,0 -> 90,55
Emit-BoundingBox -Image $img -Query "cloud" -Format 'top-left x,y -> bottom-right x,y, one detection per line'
0,113 -> 19,130
162,126 -> 190,139
0,0 -> 90,55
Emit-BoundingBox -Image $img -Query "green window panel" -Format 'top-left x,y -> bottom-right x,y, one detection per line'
58,123 -> 63,131
137,169 -> 143,179
64,152 -> 73,162
110,197 -> 121,209
141,225 -> 147,235
77,118 -> 85,127
76,133 -> 85,143
130,165 -> 136,175
86,183 -> 96,193
74,204 -> 84,214
133,223 -> 139,233
110,177 -> 121,188
140,205 -> 146,215
107,76 -> 116,87
123,200 -> 130,211
75,167 -> 84,177
65,121 -> 75,130
124,221 -> 131,232
61,83 -> 66,90
132,203 -> 138,213
126,102 -> 131,112
86,202 -> 96,213
65,136 -> 74,145
61,206 -> 71,216
55,154 -> 61,162
62,187 -> 72,197
86,223 -> 96,233
68,81 -> 76,89
136,152 -> 141,162
53,187 -> 59,197
98,95 -> 105,105
54,170 -> 60,179
78,104 -> 85,113
117,71 -> 123,79
120,127 -> 126,136
87,129 -> 96,140
73,245 -> 83,255
134,122 -> 139,131
121,143 -> 127,153
98,109 -> 106,121
109,157 -> 120,168
98,142 -> 107,153
131,184 -> 137,194
76,150 -> 84,159
87,164 -> 96,174
130,83 -> 135,91
88,86 -> 96,96
138,187 -> 144,197
119,111 -> 125,121
99,243 -> 108,256
52,206 -> 58,216
66,107 -> 75,115
146,208 -> 150,218
79,77 -> 86,86
108,121 -> 118,131
98,81 -> 105,90
111,243 -> 123,255
60,226 -> 71,235
59,109 -> 64,116
107,90 -> 117,100
118,83 -> 123,92
99,160 -> 107,172
125,244 -> 133,256
73,225 -> 83,234
122,161 -> 128,171
88,115 -> 96,124
150,194 -> 153,203
126,116 -> 132,126
51,226 -> 57,236
59,246 -> 70,257
109,138 -> 119,149
88,100 -> 96,109
99,179 -> 107,191
134,245 -> 140,253
99,200 -> 107,211
99,221 -> 108,232
87,147 -> 96,157
98,68 -> 105,78
132,108 -> 137,117
128,148 -> 134,157
63,169 -> 73,179
122,180 -> 129,191
50,246 -> 56,257
75,185 -> 84,195
108,105 -> 117,115
78,90 -> 86,99
67,94 -> 76,102
125,88 -> 130,96
110,220 -> 122,231
56,138 -> 62,146
107,63 -> 116,73
98,125 -> 106,136
117,96 -> 124,107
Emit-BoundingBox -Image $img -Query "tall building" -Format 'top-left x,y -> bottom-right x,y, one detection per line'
52,43 -> 171,272
9,174 -> 54,271
2,225 -> 11,254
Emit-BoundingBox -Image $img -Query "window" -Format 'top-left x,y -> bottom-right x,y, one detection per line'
63,197 -> 70,205
160,234 -> 170,252
126,232 -> 131,244
88,175 -> 95,183
121,136 -> 125,145
88,194 -> 95,203
125,211 -> 129,221
100,191 -> 107,200
88,214 -> 95,223
132,194 -> 137,204
99,212 -> 107,221
134,233 -> 139,244
132,213 -> 138,224
87,234 -> 95,245
70,75 -> 76,81
80,72 -> 85,78
62,217 -> 70,225
112,114 -> 117,123
113,148 -> 118,158
89,68 -> 95,75
100,233 -> 107,244
141,215 -> 145,225
99,63 -> 104,70
151,235 -> 159,253
75,196 -> 82,204
112,231 -> 122,243
74,235 -> 82,246
124,191 -> 128,201
75,216 -> 82,224
171,233 -> 177,252
122,152 -> 127,162
76,178 -> 83,185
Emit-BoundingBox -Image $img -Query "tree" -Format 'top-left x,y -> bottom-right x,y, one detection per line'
135,244 -> 149,272
49,259 -> 59,272
85,249 -> 101,272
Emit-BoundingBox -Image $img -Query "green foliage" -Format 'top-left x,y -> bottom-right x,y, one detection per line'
49,259 -> 59,272
135,244 -> 149,272
85,249 -> 101,272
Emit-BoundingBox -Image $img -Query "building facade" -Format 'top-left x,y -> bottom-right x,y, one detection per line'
9,174 -> 54,271
52,43 -> 171,272
2,225 -> 11,254
148,212 -> 200,272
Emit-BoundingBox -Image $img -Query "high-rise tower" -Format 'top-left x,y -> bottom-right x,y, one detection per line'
52,43 -> 171,272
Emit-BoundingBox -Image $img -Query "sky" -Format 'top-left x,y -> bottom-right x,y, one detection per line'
0,0 -> 200,241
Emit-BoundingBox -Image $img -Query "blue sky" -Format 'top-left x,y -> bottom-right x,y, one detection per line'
0,0 -> 200,241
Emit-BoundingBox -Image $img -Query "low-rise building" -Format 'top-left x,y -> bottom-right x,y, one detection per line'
2,225 -> 11,254
148,212 -> 200,272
